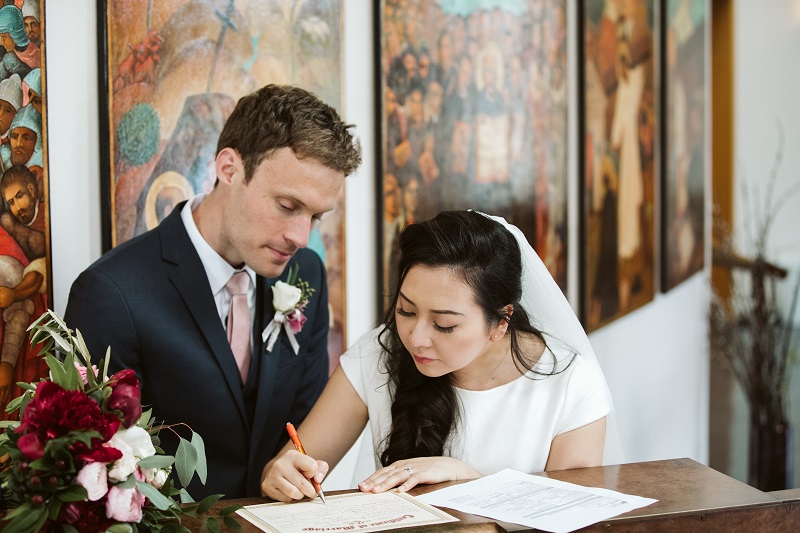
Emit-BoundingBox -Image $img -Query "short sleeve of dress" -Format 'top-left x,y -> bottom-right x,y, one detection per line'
556,356 -> 610,435
339,327 -> 385,405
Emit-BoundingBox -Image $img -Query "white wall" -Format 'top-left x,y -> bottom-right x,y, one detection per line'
719,0 -> 800,484
45,0 -> 709,488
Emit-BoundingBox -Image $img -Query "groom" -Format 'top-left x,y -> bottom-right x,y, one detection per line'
64,85 -> 362,499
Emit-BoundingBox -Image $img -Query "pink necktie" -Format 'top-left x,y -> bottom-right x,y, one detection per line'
226,271 -> 251,383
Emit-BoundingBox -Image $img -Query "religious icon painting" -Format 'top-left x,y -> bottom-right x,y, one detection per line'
580,0 -> 658,331
97,0 -> 349,367
661,0 -> 707,292
0,0 -> 50,419
378,0 -> 570,316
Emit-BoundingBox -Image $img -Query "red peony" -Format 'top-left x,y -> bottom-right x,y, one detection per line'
16,381 -> 122,460
56,499 -> 114,532
106,369 -> 143,428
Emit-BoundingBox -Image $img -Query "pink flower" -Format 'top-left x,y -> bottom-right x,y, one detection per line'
287,308 -> 307,333
105,485 -> 145,522
74,361 -> 99,385
76,462 -> 109,501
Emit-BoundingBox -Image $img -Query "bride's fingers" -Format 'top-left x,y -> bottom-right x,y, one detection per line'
360,465 -> 416,492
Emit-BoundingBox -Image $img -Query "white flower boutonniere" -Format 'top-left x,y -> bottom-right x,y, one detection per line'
262,263 -> 315,354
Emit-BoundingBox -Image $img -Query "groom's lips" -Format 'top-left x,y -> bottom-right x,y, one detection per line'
269,246 -> 294,261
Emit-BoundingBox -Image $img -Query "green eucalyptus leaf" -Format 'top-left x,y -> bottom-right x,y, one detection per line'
137,408 -> 153,428
137,480 -> 176,511
107,524 -> 134,533
219,504 -> 243,517
160,523 -> 191,533
116,473 -> 137,489
223,516 -> 244,530
205,517 -> 221,533
196,493 -> 222,514
138,455 -> 175,469
175,437 -> 197,487
179,488 -> 195,504
191,431 -> 207,484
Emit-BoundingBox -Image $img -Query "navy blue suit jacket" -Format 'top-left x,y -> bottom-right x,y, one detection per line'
64,204 -> 329,498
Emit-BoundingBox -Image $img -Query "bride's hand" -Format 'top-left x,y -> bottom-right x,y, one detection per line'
357,457 -> 479,494
261,450 -> 328,502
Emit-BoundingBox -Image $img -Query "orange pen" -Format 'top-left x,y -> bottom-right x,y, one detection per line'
286,423 -> 327,503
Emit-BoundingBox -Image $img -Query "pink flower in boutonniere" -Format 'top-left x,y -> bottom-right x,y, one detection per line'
287,307 -> 308,333
262,263 -> 315,354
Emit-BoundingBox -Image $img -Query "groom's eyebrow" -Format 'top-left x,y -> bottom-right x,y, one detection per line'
398,292 -> 463,316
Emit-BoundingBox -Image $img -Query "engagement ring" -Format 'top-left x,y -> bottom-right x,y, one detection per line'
404,467 -> 413,476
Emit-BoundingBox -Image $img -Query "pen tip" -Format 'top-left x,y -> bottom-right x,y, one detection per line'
319,491 -> 327,504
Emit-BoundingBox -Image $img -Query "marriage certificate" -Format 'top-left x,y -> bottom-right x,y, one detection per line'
418,468 -> 657,533
236,491 -> 458,533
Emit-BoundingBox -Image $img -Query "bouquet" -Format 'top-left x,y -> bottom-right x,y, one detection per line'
0,311 -> 241,532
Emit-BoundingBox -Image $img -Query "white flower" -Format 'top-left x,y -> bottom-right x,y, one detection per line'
272,281 -> 302,313
76,462 -> 108,501
140,466 -> 170,489
107,426 -> 155,482
118,426 -> 156,459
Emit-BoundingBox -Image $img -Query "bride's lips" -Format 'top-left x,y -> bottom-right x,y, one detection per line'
412,354 -> 434,365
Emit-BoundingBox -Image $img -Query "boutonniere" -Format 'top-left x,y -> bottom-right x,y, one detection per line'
262,263 -> 315,354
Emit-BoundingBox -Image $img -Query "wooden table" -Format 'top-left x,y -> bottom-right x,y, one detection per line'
181,458 -> 800,532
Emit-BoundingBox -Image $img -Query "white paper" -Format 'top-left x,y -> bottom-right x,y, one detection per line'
417,468 -> 657,533
237,491 -> 458,533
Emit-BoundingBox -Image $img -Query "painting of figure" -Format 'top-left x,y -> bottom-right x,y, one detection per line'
663,0 -> 706,291
0,0 -> 49,419
99,0 -> 348,365
582,0 -> 656,331
379,0 -> 569,315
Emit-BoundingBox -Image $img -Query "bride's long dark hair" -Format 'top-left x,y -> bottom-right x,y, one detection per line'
378,211 -> 561,466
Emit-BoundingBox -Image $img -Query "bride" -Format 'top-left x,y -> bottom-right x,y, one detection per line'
261,210 -> 621,501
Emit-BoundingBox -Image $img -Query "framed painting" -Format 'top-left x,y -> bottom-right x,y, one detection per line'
97,0 -> 348,366
0,0 -> 50,419
378,0 -> 569,315
661,0 -> 706,291
580,0 -> 657,331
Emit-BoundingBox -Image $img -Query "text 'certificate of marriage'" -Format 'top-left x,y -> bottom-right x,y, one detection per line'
236,491 -> 458,533
418,469 -> 657,533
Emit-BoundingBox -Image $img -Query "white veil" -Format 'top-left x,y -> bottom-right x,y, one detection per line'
480,212 -> 624,466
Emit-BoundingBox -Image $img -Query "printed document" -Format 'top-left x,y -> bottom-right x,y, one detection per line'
417,468 -> 657,533
237,491 -> 458,533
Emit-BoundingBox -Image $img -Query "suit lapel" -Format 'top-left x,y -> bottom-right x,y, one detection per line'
250,276 -> 280,457
159,206 -> 249,426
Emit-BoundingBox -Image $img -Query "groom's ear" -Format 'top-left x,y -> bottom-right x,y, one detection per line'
215,148 -> 245,186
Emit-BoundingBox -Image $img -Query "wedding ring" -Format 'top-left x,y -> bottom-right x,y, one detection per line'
404,467 -> 413,476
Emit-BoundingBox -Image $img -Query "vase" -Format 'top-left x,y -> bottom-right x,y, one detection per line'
748,422 -> 791,491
